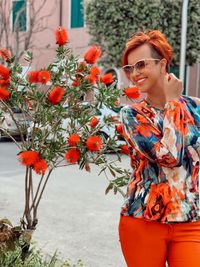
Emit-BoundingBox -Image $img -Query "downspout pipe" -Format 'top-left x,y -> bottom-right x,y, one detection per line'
179,0 -> 189,88
59,0 -> 63,26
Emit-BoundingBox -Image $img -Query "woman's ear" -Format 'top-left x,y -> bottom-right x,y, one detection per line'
160,58 -> 167,74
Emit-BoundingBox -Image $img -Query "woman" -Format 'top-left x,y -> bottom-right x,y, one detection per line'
119,30 -> 200,267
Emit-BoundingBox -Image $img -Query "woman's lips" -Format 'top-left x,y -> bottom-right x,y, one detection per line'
136,77 -> 147,86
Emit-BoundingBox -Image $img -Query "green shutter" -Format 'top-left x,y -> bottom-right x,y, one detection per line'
13,0 -> 27,31
71,0 -> 84,28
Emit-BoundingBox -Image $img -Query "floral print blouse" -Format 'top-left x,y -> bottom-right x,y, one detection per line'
120,95 -> 200,223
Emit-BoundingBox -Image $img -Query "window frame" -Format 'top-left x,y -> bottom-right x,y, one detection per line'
69,0 -> 84,29
10,0 -> 29,32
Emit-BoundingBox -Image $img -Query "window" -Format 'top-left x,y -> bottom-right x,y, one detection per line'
71,0 -> 84,28
12,0 -> 27,31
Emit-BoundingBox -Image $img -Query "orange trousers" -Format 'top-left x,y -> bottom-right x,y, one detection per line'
119,215 -> 200,267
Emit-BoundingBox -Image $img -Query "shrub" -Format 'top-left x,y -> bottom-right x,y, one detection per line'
85,0 -> 200,68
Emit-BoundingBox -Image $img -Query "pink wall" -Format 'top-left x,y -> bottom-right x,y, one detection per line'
27,0 -> 90,69
188,64 -> 200,98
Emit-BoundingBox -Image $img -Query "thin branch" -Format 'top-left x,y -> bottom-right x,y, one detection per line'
30,173 -> 45,213
23,167 -> 30,226
103,169 -> 125,198
0,127 -> 21,148
0,100 -> 25,144
34,168 -> 53,211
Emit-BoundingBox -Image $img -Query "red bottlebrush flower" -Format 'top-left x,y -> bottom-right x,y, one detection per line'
72,77 -> 82,87
18,151 -> 40,166
90,116 -> 99,128
65,148 -> 80,164
116,123 -> 123,134
76,61 -> 87,73
89,66 -> 101,77
124,86 -> 140,99
0,48 -> 12,62
84,46 -> 102,64
72,80 -> 79,87
68,134 -> 81,146
55,27 -> 68,46
27,71 -> 39,83
38,70 -> 51,84
0,64 -> 10,80
84,75 -> 96,84
33,159 -> 48,175
86,136 -> 103,152
0,87 -> 10,101
48,86 -> 65,105
0,78 -> 10,87
100,73 -> 114,85
120,145 -> 130,155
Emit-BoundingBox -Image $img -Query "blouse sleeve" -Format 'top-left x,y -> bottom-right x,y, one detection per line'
120,100 -> 187,167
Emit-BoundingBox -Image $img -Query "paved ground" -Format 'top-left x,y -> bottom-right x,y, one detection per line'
0,141 -> 130,266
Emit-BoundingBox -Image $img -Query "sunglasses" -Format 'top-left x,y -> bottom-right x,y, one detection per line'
122,58 -> 161,75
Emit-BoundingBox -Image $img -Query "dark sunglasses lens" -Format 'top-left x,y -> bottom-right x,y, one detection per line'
123,66 -> 132,74
135,60 -> 146,70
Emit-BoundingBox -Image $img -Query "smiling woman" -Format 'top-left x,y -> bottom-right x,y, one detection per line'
119,29 -> 200,267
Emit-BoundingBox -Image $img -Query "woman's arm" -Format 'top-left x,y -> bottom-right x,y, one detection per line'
121,100 -> 186,167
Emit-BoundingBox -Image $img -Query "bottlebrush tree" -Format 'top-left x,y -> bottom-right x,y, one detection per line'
0,26 -> 135,242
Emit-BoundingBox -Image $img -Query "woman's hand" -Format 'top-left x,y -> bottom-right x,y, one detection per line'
164,73 -> 183,102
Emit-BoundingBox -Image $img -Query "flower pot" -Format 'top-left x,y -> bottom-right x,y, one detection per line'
0,220 -> 34,260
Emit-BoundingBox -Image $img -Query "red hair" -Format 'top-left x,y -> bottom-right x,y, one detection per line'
122,30 -> 173,71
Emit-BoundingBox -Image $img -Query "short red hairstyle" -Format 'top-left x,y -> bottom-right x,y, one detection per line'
122,30 -> 173,71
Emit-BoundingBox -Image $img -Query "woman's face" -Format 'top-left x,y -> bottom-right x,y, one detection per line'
126,44 -> 166,94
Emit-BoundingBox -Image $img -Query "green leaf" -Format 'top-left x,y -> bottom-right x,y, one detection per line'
105,183 -> 113,195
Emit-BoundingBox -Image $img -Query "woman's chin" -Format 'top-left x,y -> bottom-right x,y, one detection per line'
138,85 -> 149,93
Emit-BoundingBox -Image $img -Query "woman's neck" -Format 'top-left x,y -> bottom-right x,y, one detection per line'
145,95 -> 166,110
145,80 -> 167,110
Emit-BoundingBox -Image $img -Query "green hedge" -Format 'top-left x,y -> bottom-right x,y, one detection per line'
85,0 -> 200,68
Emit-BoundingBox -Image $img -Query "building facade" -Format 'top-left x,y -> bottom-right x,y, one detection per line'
0,0 -> 90,68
